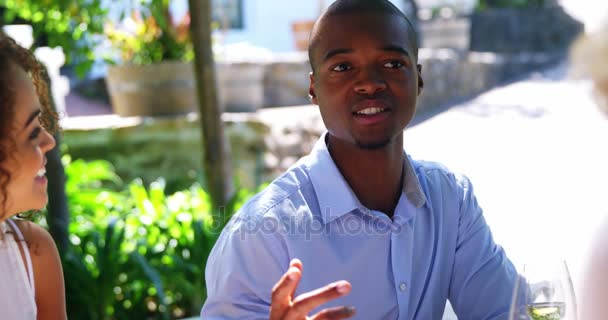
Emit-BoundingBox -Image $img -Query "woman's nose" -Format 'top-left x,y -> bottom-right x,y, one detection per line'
41,129 -> 56,152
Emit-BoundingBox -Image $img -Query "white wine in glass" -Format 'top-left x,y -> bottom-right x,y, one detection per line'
509,260 -> 577,320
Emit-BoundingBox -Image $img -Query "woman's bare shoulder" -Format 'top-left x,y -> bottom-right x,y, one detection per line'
12,219 -> 57,256
12,219 -> 67,319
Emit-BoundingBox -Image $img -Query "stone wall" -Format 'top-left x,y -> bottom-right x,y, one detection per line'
415,48 -> 562,113
261,48 -> 563,114
419,18 -> 470,50
62,114 -> 270,192
62,48 -> 565,191
86,47 -> 564,115
469,5 -> 583,53
262,53 -> 312,108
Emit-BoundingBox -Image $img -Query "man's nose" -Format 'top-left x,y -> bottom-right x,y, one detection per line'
353,67 -> 387,95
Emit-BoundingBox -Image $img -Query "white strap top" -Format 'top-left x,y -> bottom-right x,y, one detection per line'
0,219 -> 37,320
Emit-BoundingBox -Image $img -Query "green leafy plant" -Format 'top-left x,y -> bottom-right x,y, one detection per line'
1,0 -> 108,76
1,0 -> 192,74
61,156 -> 259,318
104,0 -> 193,65
62,157 -> 169,319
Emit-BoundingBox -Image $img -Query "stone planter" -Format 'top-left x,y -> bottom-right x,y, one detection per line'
469,5 -> 583,53
217,62 -> 266,112
263,53 -> 312,107
106,61 -> 266,116
106,61 -> 196,117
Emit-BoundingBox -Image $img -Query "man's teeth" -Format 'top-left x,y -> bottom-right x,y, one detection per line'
356,107 -> 385,115
36,168 -> 46,177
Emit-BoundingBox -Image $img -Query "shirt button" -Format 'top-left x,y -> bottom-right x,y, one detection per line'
399,282 -> 407,292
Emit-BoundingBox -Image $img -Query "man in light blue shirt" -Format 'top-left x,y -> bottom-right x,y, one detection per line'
201,0 -> 518,319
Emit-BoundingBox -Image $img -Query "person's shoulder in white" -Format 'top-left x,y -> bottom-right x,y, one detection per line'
580,218 -> 608,319
13,220 -> 66,320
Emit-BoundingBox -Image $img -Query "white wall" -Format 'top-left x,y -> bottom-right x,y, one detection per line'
216,0 -> 405,52
559,0 -> 608,32
172,0 -> 608,51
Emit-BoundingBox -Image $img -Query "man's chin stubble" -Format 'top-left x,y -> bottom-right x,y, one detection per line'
355,138 -> 391,150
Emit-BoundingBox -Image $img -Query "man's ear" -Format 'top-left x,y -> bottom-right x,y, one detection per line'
416,64 -> 424,96
309,72 -> 318,105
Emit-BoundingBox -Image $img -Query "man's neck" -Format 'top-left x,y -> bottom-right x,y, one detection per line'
327,134 -> 405,216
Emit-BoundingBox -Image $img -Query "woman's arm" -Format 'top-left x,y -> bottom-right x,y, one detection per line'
17,220 -> 67,320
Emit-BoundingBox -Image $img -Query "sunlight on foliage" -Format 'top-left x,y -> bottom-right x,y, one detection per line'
61,155 -> 259,319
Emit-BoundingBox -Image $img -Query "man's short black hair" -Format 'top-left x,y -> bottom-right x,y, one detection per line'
308,0 -> 419,71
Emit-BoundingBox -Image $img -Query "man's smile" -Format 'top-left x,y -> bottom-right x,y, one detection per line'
351,98 -> 392,125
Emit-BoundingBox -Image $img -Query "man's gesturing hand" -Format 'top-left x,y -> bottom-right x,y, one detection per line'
269,259 -> 356,320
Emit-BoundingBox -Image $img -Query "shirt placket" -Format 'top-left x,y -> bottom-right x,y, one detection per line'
388,192 -> 418,320
391,219 -> 413,319
362,202 -> 414,320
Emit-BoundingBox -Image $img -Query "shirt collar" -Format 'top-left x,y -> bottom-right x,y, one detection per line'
403,152 -> 427,209
305,132 -> 427,224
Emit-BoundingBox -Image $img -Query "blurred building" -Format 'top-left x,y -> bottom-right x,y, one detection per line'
206,0 -> 476,52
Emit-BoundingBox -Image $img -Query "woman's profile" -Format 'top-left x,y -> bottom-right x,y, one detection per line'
0,32 -> 67,319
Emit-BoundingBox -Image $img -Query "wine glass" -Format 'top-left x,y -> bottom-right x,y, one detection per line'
509,260 -> 577,320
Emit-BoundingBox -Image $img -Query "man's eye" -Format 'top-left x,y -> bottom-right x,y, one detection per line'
384,60 -> 404,69
29,127 -> 41,140
331,64 -> 351,72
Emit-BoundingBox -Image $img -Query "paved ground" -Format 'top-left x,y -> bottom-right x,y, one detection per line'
405,62 -> 608,299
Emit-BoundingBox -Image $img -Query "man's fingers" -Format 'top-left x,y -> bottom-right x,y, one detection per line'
270,260 -> 351,320
311,306 -> 356,320
290,258 -> 303,273
288,259 -> 303,298
285,281 -> 352,320
269,261 -> 303,320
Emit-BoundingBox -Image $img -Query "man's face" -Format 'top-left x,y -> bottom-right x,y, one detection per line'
309,12 -> 422,149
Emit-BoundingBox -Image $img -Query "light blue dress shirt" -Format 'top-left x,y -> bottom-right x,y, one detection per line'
201,133 -> 518,319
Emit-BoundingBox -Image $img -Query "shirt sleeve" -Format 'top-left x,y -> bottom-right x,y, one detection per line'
200,215 -> 289,320
448,174 -> 518,320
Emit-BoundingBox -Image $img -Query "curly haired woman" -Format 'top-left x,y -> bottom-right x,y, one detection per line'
0,32 -> 66,319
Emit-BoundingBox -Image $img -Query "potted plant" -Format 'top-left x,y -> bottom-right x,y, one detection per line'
103,0 -> 196,117
0,1 -> 108,77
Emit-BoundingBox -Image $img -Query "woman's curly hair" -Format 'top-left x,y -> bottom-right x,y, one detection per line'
0,32 -> 59,219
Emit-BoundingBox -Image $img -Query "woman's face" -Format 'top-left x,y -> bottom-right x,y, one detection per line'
2,64 -> 56,217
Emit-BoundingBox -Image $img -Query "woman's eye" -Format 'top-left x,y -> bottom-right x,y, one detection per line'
29,127 -> 41,140
384,60 -> 405,69
331,63 -> 351,72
